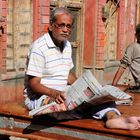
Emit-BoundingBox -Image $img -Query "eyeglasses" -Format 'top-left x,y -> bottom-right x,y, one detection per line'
54,23 -> 72,30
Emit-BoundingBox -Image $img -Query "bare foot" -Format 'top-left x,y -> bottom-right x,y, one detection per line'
106,116 -> 140,130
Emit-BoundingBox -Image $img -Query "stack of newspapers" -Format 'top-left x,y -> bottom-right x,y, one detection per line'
29,70 -> 132,116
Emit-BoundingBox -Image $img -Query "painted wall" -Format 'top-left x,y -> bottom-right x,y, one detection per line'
95,0 -> 138,84
0,0 -> 50,104
33,0 -> 50,40
0,0 -> 139,104
0,0 -> 6,73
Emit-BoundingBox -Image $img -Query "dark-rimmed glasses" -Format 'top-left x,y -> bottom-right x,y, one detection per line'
54,23 -> 72,30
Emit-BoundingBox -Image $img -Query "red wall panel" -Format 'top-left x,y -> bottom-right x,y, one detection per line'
33,0 -> 50,40
83,0 -> 96,67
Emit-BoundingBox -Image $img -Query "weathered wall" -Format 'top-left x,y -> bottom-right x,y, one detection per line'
83,0 -> 97,68
0,0 -> 50,104
33,0 -> 50,40
0,0 -> 139,104
95,0 -> 138,85
0,0 -> 6,73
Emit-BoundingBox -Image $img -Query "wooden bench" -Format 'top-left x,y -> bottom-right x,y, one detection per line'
0,86 -> 140,140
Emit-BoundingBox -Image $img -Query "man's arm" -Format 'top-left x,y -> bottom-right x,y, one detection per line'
28,76 -> 66,104
67,71 -> 77,85
112,66 -> 126,86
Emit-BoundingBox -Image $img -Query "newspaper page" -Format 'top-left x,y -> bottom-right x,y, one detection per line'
65,70 -> 132,110
29,70 -> 132,116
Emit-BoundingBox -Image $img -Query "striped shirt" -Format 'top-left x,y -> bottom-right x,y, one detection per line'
24,32 -> 74,100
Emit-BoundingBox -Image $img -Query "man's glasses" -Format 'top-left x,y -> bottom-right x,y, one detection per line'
54,23 -> 72,30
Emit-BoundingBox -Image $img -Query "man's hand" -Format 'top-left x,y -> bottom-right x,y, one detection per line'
51,90 -> 66,104
28,76 -> 66,104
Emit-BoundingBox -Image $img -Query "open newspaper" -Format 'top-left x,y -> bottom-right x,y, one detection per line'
29,70 -> 132,116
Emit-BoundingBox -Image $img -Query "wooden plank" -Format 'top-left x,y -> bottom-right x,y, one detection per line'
0,115 -> 129,140
0,85 -> 140,139
0,127 -> 82,140
0,102 -> 31,119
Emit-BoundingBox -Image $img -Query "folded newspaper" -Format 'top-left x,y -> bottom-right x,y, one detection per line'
29,70 -> 132,116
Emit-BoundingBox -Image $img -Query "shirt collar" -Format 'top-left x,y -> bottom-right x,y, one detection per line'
44,32 -> 70,49
44,32 -> 56,48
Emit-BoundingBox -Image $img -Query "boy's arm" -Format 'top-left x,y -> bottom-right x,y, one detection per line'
112,66 -> 126,86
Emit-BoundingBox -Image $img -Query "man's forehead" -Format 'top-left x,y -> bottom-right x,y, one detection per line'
55,13 -> 73,21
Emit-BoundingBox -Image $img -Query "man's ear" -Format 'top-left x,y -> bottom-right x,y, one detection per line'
48,22 -> 53,31
48,25 -> 52,31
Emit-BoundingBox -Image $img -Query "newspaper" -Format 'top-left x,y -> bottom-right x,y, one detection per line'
29,70 -> 132,116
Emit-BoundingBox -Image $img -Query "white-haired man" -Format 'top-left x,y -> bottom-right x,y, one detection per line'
24,7 -> 140,130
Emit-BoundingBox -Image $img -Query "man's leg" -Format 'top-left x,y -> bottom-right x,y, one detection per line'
87,101 -> 140,130
87,101 -> 120,119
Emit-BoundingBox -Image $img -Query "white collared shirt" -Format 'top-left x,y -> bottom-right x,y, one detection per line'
25,32 -> 74,99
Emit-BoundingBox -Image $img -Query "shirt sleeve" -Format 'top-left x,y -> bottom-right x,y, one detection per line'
120,44 -> 133,68
26,44 -> 45,77
70,58 -> 74,70
66,41 -> 74,70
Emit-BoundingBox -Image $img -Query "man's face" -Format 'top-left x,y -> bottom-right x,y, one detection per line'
50,14 -> 73,44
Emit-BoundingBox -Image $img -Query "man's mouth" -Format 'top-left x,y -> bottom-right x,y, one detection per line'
60,34 -> 69,37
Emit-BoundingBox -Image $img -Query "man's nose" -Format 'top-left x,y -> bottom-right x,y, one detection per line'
62,26 -> 69,32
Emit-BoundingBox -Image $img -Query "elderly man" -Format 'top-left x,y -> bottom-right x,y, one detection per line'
24,7 -> 140,130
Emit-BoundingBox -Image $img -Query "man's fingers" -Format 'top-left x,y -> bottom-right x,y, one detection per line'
55,98 -> 61,104
60,93 -> 66,100
55,94 -> 65,104
58,97 -> 64,103
137,117 -> 140,122
54,91 -> 66,104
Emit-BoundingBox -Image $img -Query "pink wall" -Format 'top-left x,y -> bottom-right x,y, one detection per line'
0,0 -> 139,103
33,0 -> 50,40
83,0 -> 97,68
117,0 -> 137,60
0,0 -> 51,104
0,0 -> 7,73
96,0 -> 106,68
